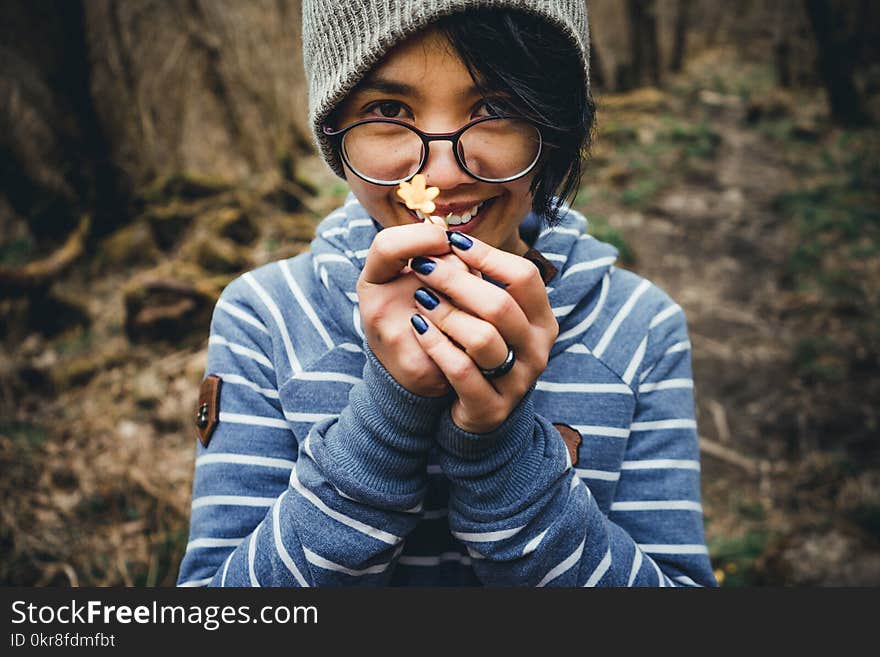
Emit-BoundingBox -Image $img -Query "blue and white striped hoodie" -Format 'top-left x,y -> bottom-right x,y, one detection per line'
177,192 -> 717,587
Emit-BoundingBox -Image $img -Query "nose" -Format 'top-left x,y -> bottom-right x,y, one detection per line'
421,138 -> 473,190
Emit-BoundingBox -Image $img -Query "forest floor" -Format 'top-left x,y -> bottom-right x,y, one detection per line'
1,48 -> 878,586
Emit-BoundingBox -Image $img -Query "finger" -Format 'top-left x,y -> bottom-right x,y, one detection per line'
410,312 -> 502,401
361,222 -> 451,285
413,286 -> 509,371
402,253 -> 468,278
423,254 -> 471,301
445,231 -> 554,327
357,268 -> 417,326
408,255 -> 532,349
435,253 -> 471,273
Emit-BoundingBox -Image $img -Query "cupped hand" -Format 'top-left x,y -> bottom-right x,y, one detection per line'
408,232 -> 558,433
357,222 -> 470,397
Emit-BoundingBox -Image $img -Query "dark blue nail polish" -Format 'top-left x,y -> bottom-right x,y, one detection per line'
446,231 -> 473,250
414,287 -> 440,310
411,256 -> 436,275
411,314 -> 429,334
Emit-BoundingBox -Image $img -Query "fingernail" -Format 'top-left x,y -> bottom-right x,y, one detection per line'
411,314 -> 429,334
414,287 -> 440,310
411,256 -> 436,275
446,231 -> 473,250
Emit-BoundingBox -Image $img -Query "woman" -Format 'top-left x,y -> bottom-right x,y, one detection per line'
177,1 -> 716,587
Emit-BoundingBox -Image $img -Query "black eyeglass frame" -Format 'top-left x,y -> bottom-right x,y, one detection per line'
322,115 -> 544,186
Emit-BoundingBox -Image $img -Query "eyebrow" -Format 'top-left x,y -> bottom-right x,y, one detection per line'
353,74 -> 482,102
355,75 -> 424,100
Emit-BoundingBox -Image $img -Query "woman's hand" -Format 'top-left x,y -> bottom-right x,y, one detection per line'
408,233 -> 558,433
358,222 -> 470,398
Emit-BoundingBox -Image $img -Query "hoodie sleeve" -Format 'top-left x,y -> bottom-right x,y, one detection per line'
434,298 -> 717,587
177,273 -> 450,587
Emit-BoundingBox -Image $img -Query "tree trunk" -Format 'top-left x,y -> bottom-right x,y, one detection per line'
84,0 -> 311,194
803,0 -> 867,126
2,0 -> 311,246
627,0 -> 644,89
644,1 -> 661,86
670,0 -> 692,73
0,0 -> 101,241
588,33 -> 607,91
773,1 -> 793,88
587,0 -> 632,93
703,0 -> 728,47
626,0 -> 662,89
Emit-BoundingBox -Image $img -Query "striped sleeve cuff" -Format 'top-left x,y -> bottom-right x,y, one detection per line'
361,342 -> 454,435
316,343 -> 454,504
435,384 -> 536,461
436,386 -> 550,510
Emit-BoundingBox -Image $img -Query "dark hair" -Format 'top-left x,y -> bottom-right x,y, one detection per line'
435,8 -> 594,226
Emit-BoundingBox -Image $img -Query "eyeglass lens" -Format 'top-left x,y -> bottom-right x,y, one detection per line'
341,119 -> 541,183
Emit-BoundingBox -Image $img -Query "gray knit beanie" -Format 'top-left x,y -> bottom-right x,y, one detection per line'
302,0 -> 590,178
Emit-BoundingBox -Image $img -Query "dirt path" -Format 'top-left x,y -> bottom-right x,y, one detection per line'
580,70 -> 880,584
627,105 -> 797,454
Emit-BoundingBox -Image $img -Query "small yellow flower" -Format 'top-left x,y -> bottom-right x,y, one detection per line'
396,174 -> 440,215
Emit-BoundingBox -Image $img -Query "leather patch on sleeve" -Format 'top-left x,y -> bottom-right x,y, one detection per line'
523,247 -> 559,286
553,423 -> 582,466
196,375 -> 223,447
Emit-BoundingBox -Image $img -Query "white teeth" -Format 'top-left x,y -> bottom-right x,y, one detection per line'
442,202 -> 483,226
411,201 -> 485,226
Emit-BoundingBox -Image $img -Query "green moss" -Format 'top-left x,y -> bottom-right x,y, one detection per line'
792,337 -> 847,383
328,180 -> 350,199
777,131 -> 880,287
55,327 -> 94,356
662,119 -> 721,159
586,215 -> 635,266
1,421 -> 49,450
708,529 -> 770,587
736,501 -> 767,522
621,179 -> 660,207
0,237 -> 34,267
135,525 -> 189,587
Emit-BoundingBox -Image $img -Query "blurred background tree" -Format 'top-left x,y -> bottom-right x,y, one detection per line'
1,0 -> 310,241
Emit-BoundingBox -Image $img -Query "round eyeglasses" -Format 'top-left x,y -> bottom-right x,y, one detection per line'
322,116 -> 543,186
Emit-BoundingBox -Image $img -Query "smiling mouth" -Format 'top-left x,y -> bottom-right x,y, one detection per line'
402,198 -> 496,227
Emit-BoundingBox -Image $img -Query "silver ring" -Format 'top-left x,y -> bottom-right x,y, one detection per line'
480,346 -> 515,380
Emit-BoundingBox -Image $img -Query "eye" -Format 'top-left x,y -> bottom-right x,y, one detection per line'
473,99 -> 503,118
364,101 -> 409,119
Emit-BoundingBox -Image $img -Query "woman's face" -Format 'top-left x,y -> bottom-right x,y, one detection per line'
331,28 -> 535,256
